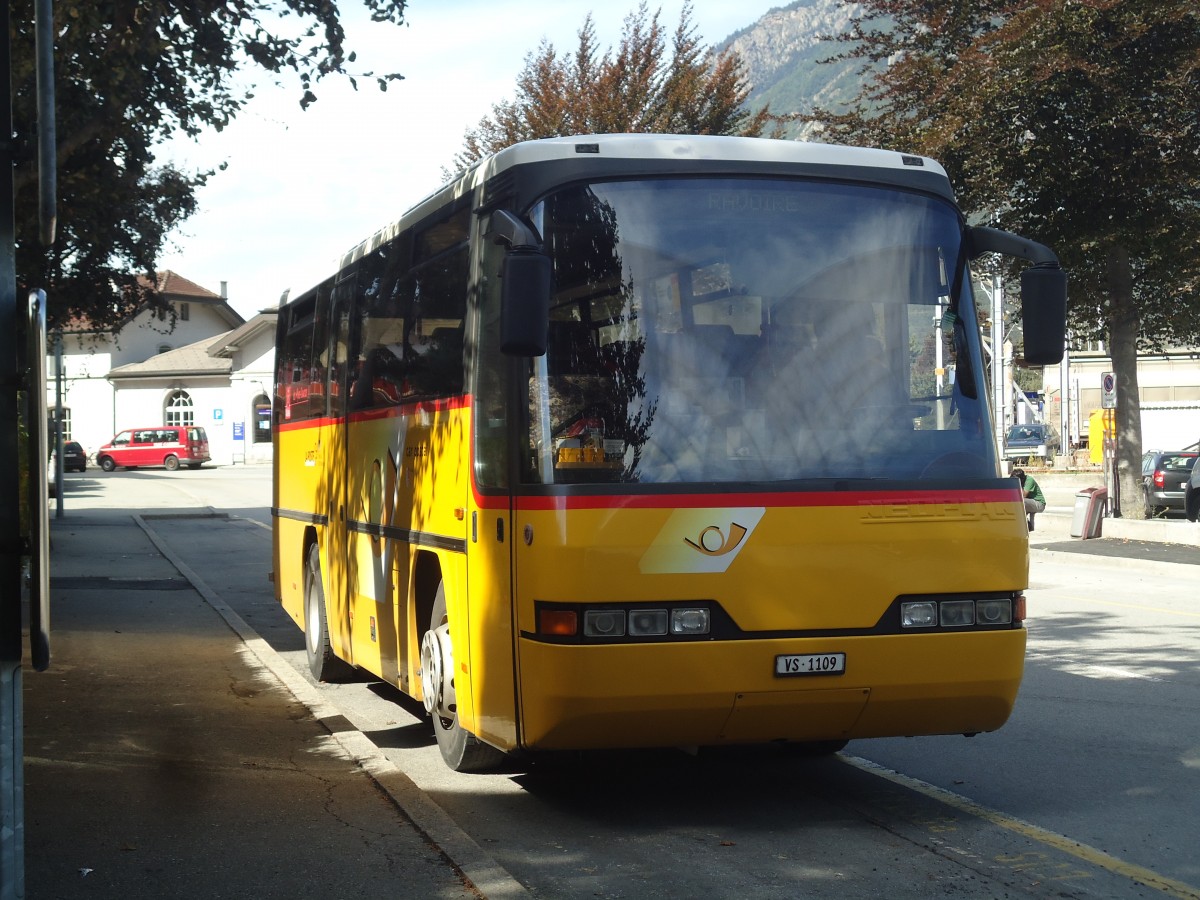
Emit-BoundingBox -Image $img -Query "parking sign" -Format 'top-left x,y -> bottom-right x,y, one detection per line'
1101,372 -> 1116,409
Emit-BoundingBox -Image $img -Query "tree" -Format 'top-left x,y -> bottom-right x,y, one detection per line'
452,2 -> 774,171
807,0 -> 1200,518
8,0 -> 408,334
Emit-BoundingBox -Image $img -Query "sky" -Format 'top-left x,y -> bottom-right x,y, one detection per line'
157,1 -> 788,320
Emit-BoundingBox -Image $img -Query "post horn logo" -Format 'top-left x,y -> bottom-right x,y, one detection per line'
683,522 -> 749,557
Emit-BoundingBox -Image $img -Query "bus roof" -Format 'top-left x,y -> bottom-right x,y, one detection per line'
483,133 -> 947,179
333,133 -> 953,283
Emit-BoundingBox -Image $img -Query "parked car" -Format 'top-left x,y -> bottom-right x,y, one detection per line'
1140,450 -> 1198,518
59,440 -> 87,472
95,426 -> 211,472
1186,455 -> 1200,522
1003,423 -> 1059,465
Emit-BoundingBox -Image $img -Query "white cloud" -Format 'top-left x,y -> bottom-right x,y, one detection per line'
159,1 -> 784,318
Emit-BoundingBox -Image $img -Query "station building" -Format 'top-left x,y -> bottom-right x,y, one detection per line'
46,272 -> 277,467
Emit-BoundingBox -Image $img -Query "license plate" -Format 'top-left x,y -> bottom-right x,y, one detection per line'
775,653 -> 846,676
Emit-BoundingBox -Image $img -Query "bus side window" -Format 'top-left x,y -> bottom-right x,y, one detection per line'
410,252 -> 470,396
324,273 -> 357,420
351,237 -> 411,411
406,217 -> 469,400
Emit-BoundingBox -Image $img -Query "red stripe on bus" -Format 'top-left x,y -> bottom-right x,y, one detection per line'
276,394 -> 469,432
470,487 -> 1022,512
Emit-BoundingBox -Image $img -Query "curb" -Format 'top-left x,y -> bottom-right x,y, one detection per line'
1030,546 -> 1199,574
133,513 -> 530,900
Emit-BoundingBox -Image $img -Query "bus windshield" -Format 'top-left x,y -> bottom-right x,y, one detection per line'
520,177 -> 994,486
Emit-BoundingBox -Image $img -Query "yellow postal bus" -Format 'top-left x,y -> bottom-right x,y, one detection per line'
272,134 -> 1067,771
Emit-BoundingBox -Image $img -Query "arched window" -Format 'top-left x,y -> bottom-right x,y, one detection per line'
252,394 -> 272,443
165,390 -> 194,427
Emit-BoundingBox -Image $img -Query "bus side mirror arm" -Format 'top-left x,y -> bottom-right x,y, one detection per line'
489,211 -> 551,357
969,225 -> 1068,367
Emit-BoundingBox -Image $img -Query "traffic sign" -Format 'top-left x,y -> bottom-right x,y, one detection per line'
1101,372 -> 1116,409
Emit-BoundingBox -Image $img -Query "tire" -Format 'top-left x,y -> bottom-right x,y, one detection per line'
304,544 -> 353,682
99,456 -> 115,472
421,581 -> 506,772
1144,489 -> 1160,519
164,454 -> 180,471
187,463 -> 201,470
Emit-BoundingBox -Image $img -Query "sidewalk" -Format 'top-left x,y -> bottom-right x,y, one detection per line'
23,508 -> 483,899
1027,470 -> 1200,565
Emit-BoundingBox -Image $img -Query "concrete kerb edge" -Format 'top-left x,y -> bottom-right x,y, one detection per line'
1029,546 -> 1198,574
131,514 -> 530,900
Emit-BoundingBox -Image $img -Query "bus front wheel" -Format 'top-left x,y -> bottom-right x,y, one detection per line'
304,544 -> 352,682
421,582 -> 506,772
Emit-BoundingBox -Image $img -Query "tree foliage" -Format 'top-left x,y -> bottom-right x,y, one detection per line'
807,0 -> 1200,515
9,0 -> 407,333
453,2 -> 774,171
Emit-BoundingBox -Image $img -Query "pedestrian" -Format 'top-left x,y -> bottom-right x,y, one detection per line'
1013,467 -> 1046,516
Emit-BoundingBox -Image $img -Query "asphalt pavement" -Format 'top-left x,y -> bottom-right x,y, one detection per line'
20,467 -> 1198,899
23,503 -> 500,899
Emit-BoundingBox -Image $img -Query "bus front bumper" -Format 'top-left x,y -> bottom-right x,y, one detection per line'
515,629 -> 1025,752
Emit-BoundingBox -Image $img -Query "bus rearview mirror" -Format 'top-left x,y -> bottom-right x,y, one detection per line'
500,250 -> 551,357
1020,265 -> 1067,366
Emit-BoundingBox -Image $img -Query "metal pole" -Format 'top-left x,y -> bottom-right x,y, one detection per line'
990,274 -> 1006,462
35,0 -> 56,247
54,333 -> 63,517
0,0 -> 26,891
1059,337 -> 1070,461
934,306 -> 945,430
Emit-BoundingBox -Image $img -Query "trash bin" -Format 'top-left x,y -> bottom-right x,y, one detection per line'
1070,487 -> 1108,539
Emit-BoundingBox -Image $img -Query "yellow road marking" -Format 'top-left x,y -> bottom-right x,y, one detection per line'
842,754 -> 1200,899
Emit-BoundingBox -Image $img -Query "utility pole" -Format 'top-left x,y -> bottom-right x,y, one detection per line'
2,0 -> 55,894
1,0 -> 27,890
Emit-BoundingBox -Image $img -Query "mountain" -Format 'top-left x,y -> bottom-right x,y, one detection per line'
717,0 -> 872,136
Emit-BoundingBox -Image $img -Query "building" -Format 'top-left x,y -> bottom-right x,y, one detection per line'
1041,342 -> 1200,460
47,272 -> 277,466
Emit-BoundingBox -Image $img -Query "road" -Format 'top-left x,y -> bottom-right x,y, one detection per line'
54,464 -> 1200,898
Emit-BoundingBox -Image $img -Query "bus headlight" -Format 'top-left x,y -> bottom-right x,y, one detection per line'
538,601 -> 715,641
671,608 -> 710,635
628,609 -> 668,636
939,600 -> 975,627
976,598 -> 1013,625
584,609 -> 626,637
901,601 -> 937,628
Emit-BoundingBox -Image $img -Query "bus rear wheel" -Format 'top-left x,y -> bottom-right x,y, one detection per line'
421,582 -> 506,773
304,544 -> 353,682
164,454 -> 180,471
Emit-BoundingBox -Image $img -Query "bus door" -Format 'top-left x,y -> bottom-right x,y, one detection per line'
320,274 -> 357,665
343,254 -> 411,687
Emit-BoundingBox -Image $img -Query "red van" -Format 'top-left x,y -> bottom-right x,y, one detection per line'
96,426 -> 211,472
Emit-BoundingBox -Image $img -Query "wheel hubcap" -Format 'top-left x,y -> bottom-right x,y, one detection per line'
305,583 -> 319,654
420,622 -> 455,719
